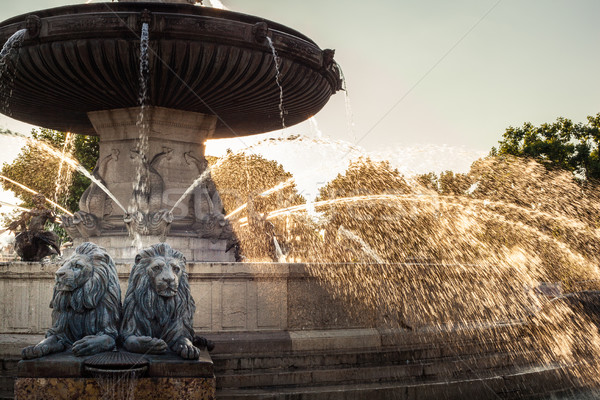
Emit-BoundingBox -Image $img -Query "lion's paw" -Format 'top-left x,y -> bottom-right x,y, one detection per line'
21,337 -> 64,360
72,335 -> 115,356
177,343 -> 200,360
125,336 -> 168,354
22,344 -> 50,360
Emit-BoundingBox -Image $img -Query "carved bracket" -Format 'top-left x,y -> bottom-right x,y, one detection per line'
322,49 -> 335,70
252,21 -> 269,43
140,9 -> 152,28
25,15 -> 41,40
61,212 -> 102,240
124,210 -> 173,241
322,48 -> 343,93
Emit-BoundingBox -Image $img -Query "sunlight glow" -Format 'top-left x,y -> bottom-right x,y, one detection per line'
0,175 -> 73,216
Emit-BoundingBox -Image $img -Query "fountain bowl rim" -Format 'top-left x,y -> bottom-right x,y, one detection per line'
0,2 -> 341,138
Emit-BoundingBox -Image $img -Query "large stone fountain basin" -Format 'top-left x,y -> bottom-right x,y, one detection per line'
0,2 -> 340,137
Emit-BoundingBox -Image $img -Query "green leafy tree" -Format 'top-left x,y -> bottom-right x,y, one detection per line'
494,113 -> 600,180
316,158 -> 417,263
414,171 -> 471,195
1,128 -> 99,212
210,151 -> 310,261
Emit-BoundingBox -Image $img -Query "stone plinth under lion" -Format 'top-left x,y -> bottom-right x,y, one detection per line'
15,350 -> 215,400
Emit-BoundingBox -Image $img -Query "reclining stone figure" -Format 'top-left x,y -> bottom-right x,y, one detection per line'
9,193 -> 60,261
22,242 -> 121,359
120,243 -> 211,359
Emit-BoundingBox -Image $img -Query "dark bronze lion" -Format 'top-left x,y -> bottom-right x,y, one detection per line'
22,242 -> 122,359
120,243 -> 201,359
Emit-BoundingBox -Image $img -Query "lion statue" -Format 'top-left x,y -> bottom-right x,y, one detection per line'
120,243 -> 203,359
22,242 -> 122,359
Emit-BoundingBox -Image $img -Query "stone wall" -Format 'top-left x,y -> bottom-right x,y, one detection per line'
0,260 -> 534,335
0,261 -> 369,335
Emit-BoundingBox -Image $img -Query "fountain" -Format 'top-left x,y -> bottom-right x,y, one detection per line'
0,0 -> 342,262
0,1 -> 599,400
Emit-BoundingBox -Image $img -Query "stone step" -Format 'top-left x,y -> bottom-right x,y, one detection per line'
216,351 -> 541,390
212,336 -> 532,372
216,364 -> 574,400
213,348 -> 429,374
521,388 -> 600,400
212,340 -> 517,371
212,347 -> 540,374
205,324 -> 529,357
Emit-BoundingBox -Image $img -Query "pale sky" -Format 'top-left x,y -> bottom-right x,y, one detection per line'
0,0 -> 599,157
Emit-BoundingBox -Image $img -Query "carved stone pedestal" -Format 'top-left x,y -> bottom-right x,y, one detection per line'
62,106 -> 237,262
15,351 -> 215,400
85,106 -> 219,232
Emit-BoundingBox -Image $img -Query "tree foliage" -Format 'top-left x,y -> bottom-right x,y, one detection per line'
209,151 -> 303,214
209,151 -> 311,261
309,155 -> 600,294
414,170 -> 471,195
316,158 -> 417,263
1,128 -> 99,212
318,158 -> 411,200
494,113 -> 600,180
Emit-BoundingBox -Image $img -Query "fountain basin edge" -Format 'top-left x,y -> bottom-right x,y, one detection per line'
0,3 -> 341,137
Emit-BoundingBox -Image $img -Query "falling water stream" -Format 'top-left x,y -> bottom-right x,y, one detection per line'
0,29 -> 27,115
308,116 -> 324,139
93,371 -> 138,400
336,63 -> 356,143
0,29 -> 26,60
138,22 -> 150,116
53,132 -> 75,208
131,22 -> 150,215
266,37 -> 285,129
125,21 -> 152,248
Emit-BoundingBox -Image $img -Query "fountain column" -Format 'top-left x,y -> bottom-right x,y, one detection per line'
63,106 -> 236,262
88,106 -> 215,221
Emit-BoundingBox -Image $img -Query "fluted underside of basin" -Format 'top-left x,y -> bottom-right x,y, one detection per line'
0,3 -> 341,138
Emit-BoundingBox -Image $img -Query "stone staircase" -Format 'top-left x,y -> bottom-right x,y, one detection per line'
1,328 -> 596,399
207,327 -> 592,400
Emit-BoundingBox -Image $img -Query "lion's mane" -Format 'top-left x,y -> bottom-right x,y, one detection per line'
120,243 -> 196,347
47,242 -> 122,346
